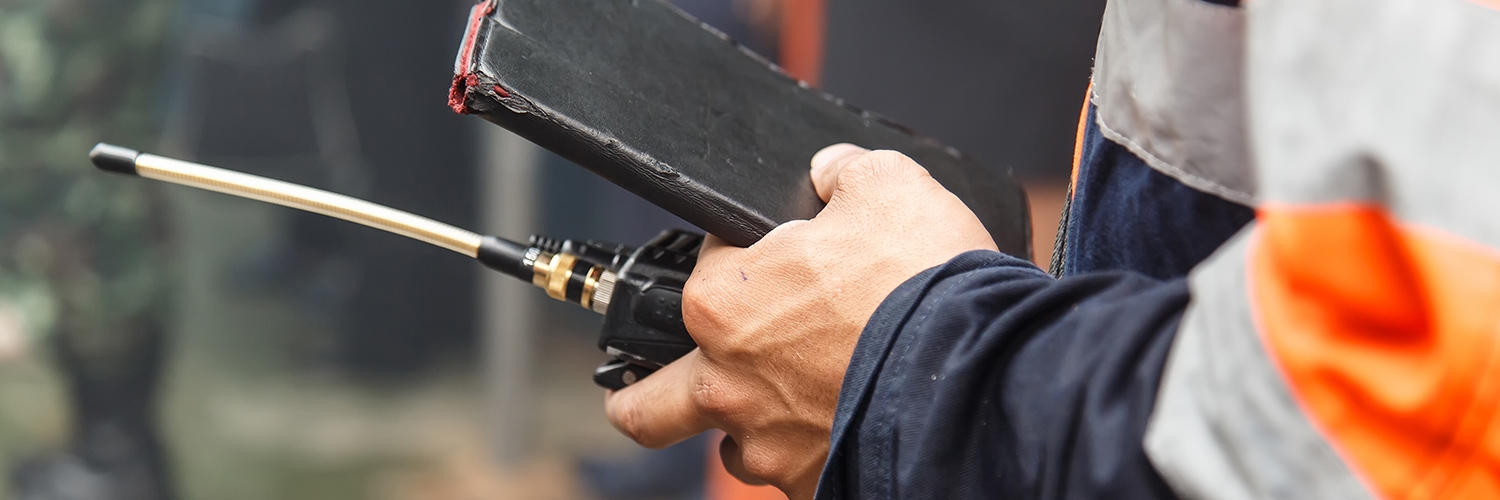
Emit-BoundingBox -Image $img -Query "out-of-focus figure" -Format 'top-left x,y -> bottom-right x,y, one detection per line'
0,1 -> 177,499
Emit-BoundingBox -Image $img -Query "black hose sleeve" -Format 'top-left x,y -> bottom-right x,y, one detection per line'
477,235 -> 532,281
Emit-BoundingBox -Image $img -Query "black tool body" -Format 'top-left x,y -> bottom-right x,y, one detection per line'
540,230 -> 703,390
450,0 -> 1031,255
591,230 -> 701,390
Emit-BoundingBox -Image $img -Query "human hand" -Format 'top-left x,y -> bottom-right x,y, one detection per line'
604,144 -> 997,499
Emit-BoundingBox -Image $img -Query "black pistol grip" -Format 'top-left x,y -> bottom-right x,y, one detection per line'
594,229 -> 703,389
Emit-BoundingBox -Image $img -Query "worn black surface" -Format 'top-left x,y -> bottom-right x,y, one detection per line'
455,0 -> 1030,256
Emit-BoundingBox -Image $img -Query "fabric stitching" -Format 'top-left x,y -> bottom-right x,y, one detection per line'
1090,0 -> 1255,207
878,285 -> 934,495
880,263 -> 989,497
824,265 -> 969,499
876,283 -> 938,498
1094,114 -> 1257,206
873,274 -> 942,497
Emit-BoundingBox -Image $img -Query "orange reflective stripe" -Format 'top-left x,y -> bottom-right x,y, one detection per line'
1070,81 -> 1093,191
1469,0 -> 1500,11
1250,204 -> 1500,499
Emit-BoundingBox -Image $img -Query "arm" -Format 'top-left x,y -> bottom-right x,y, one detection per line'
819,250 -> 1183,499
603,144 -> 1188,499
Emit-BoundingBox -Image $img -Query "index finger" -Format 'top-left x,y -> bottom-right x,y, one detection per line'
604,349 -> 712,449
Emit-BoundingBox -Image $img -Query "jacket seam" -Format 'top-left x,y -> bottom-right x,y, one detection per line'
878,265 -> 989,497
1091,93 -> 1257,207
1090,0 -> 1252,207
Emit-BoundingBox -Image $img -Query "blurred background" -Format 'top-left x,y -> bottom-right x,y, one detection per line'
0,0 -> 1101,498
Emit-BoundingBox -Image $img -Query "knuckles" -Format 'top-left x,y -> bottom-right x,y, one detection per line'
689,371 -> 741,422
680,276 -> 727,342
680,223 -> 821,347
835,150 -> 932,196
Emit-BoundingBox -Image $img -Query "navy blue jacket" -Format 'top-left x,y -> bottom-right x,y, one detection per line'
813,107 -> 1253,498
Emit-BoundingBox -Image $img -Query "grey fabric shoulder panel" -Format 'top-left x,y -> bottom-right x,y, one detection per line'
1144,230 -> 1375,500
1093,0 -> 1256,206
1247,0 -> 1500,249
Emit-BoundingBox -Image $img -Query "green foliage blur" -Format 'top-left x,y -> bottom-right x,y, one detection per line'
0,0 -> 175,352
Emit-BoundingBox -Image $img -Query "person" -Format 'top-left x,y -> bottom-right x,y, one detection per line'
601,0 -> 1500,497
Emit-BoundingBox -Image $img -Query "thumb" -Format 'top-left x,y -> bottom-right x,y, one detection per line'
809,145 -> 941,212
809,143 -> 870,203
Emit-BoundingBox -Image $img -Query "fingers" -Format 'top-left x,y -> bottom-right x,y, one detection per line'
809,143 -> 869,203
603,350 -> 712,449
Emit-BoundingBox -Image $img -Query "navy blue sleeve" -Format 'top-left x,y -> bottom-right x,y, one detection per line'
1059,104 -> 1254,280
815,250 -> 1186,500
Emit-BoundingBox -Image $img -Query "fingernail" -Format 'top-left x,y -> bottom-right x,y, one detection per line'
811,143 -> 865,173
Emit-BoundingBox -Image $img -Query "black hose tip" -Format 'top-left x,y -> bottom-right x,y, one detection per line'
90,143 -> 140,176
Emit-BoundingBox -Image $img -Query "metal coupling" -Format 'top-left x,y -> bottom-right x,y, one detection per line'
589,270 -> 617,314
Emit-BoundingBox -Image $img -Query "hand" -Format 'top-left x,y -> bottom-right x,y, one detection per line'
603,144 -> 997,498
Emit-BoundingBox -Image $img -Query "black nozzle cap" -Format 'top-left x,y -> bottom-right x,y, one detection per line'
477,235 -> 532,282
90,143 -> 140,176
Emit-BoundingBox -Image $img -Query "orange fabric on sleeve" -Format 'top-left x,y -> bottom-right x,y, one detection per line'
1070,81 -> 1093,190
1468,0 -> 1500,11
1250,204 -> 1500,499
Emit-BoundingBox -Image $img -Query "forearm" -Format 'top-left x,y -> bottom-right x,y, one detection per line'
819,250 -> 1187,500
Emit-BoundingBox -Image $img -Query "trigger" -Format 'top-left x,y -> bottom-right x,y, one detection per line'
593,359 -> 657,390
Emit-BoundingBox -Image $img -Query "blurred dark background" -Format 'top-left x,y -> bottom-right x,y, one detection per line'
825,0 -> 1104,180
0,0 -> 1101,498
